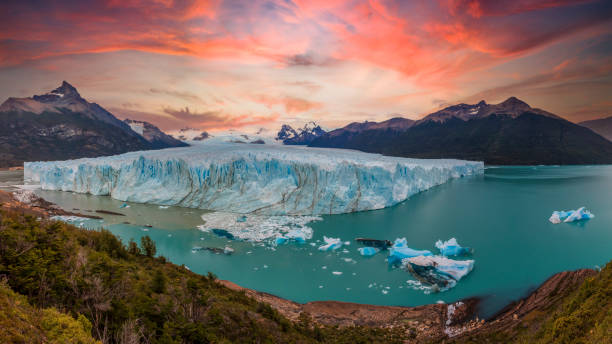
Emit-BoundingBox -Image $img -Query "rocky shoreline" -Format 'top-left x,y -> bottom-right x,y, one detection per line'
0,189 -> 597,342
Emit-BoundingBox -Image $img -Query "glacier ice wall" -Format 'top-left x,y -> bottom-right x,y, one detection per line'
24,143 -> 483,215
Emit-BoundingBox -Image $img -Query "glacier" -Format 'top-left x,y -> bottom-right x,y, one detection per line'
24,142 -> 483,215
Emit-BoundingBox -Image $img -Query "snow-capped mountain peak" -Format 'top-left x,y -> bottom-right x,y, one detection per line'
276,122 -> 326,145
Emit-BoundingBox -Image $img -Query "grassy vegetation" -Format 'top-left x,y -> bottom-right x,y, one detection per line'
521,261 -> 612,343
456,261 -> 612,344
0,210 -> 406,343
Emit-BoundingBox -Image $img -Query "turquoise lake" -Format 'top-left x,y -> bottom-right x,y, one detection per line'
7,165 -> 612,318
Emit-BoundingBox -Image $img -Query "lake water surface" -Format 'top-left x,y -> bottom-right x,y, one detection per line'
4,165 -> 611,318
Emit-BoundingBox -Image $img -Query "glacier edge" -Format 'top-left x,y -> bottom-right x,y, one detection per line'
24,143 -> 483,215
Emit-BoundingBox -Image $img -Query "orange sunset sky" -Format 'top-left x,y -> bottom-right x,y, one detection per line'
1,0 -> 611,131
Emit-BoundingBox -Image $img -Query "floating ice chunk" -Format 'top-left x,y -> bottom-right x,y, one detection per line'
223,246 -> 234,254
51,215 -> 94,222
119,203 -> 130,208
389,238 -> 432,262
198,212 -> 319,242
549,207 -> 594,224
318,236 -> 343,251
159,205 -> 169,209
332,271 -> 343,275
24,143 -> 484,215
403,256 -> 474,292
358,247 -> 380,256
435,238 -> 471,256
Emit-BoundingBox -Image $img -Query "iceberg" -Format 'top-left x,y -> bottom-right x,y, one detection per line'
549,207 -> 594,224
24,143 -> 483,216
435,238 -> 471,256
358,247 -> 379,256
197,212 -> 319,243
403,256 -> 474,292
318,236 -> 343,251
388,238 -> 432,263
275,229 -> 308,245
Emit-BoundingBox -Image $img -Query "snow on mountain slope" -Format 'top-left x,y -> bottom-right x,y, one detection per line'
24,143 -> 483,215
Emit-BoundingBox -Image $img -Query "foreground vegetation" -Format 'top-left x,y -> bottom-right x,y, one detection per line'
1,209 -> 610,343
0,211 -> 405,343
456,261 -> 612,344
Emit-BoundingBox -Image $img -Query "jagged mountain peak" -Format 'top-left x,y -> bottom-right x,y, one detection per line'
276,122 -> 326,145
32,81 -> 82,103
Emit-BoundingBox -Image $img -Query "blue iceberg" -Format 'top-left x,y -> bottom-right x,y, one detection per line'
435,238 -> 471,256
403,256 -> 474,292
549,207 -> 594,224
275,229 -> 308,245
318,236 -> 343,251
358,247 -> 379,256
389,238 -> 432,261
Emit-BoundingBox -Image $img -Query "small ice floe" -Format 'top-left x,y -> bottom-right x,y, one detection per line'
388,238 -> 432,264
318,236 -> 343,251
549,207 -> 594,224
167,234 -> 172,237
263,264 -> 268,269
141,228 -> 149,232
403,256 -> 474,292
435,238 -> 472,257
382,289 -> 388,294
119,203 -> 130,208
275,229 -> 308,245
342,258 -> 355,263
318,285 -> 324,288
332,271 -> 343,275
358,247 -> 380,256
159,205 -> 170,209
321,266 -> 327,270
344,241 -> 351,246
223,246 -> 234,254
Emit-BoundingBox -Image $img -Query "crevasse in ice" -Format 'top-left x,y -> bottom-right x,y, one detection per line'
24,142 -> 483,215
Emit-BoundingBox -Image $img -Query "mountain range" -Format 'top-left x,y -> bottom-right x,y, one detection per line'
2,82 -> 611,167
579,116 -> 612,141
310,97 -> 612,165
0,82 -> 186,167
276,121 -> 326,144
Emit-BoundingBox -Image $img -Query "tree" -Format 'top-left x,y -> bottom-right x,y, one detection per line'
140,236 -> 156,257
151,270 -> 166,294
127,239 -> 140,255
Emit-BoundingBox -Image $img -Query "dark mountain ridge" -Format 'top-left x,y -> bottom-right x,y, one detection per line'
579,116 -> 612,141
310,97 -> 612,165
0,81 -> 185,167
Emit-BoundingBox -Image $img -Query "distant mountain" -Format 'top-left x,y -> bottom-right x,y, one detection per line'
578,116 -> 612,141
309,117 -> 414,152
170,128 -> 210,141
124,119 -> 187,149
310,97 -> 612,165
0,81 -> 183,167
276,121 -> 326,145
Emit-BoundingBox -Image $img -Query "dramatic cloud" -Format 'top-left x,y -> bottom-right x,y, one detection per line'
0,0 -> 611,128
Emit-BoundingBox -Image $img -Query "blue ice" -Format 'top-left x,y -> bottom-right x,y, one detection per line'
435,238 -> 471,256
549,207 -> 594,224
